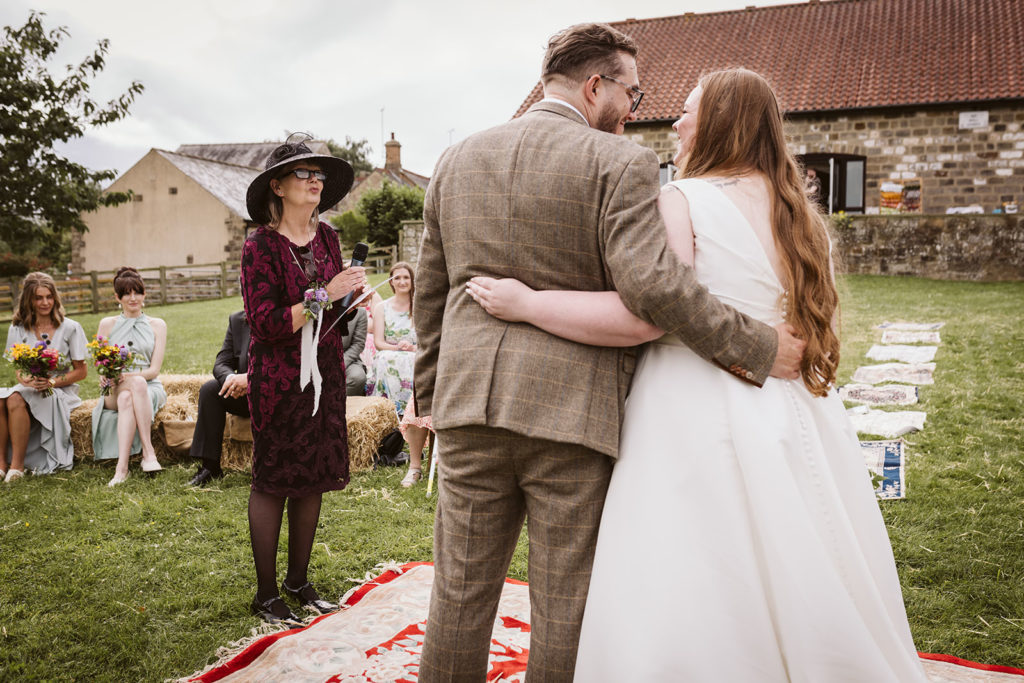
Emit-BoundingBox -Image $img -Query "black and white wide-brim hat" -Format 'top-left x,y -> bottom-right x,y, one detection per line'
245,137 -> 354,225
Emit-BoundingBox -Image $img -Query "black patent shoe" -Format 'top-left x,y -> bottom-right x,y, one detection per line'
187,467 -> 223,487
250,595 -> 302,627
282,580 -> 339,614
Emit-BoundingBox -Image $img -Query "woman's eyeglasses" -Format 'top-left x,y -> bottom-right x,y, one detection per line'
282,168 -> 327,181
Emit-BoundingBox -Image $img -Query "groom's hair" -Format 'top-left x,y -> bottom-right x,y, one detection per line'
541,23 -> 638,86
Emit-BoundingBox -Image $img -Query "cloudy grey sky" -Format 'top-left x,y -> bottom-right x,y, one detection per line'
4,0 -> 792,179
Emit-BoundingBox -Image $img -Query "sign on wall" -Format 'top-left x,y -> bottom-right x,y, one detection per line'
958,111 -> 989,129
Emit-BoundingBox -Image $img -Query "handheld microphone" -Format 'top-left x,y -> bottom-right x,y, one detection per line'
339,242 -> 369,311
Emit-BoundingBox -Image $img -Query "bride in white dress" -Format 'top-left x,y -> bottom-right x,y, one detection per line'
466,69 -> 928,682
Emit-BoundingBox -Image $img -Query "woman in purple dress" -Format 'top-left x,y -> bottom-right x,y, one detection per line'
241,136 -> 365,625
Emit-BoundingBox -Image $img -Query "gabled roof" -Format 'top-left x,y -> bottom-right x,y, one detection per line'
174,141 -> 332,169
156,150 -> 257,220
516,0 -> 1024,121
381,167 -> 430,191
349,167 -> 431,194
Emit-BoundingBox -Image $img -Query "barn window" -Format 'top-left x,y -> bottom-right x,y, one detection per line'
797,153 -> 866,214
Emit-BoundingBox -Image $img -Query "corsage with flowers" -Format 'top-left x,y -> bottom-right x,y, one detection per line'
87,335 -> 137,396
4,342 -> 72,397
302,283 -> 332,321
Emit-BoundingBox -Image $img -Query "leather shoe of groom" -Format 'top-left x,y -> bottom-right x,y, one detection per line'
187,467 -> 223,487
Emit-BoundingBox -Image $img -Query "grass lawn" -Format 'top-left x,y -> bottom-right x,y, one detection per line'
0,274 -> 1021,680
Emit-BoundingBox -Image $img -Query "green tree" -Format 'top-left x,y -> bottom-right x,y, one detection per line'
329,210 -> 369,247
0,11 -> 143,261
357,181 -> 425,247
326,136 -> 374,175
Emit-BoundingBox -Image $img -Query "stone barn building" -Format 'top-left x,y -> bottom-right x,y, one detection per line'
516,0 -> 1024,216
75,141 -> 338,272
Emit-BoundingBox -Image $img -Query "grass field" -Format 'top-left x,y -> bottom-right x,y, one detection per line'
0,274 -> 1021,680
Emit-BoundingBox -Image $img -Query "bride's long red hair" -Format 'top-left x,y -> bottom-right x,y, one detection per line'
682,68 -> 839,396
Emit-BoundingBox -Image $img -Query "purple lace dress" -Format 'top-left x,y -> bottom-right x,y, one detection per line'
240,222 -> 350,497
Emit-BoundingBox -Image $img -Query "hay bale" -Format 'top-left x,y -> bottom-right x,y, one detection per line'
221,414 -> 253,472
159,374 -> 211,404
221,437 -> 252,472
347,396 -> 399,472
70,391 -> 199,462
161,393 -> 197,420
217,396 -> 398,474
70,399 -> 98,460
227,414 -> 253,442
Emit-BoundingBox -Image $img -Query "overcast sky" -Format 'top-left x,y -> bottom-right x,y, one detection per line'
4,0 -> 793,179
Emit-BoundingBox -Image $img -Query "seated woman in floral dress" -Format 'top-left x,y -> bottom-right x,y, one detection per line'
0,272 -> 88,482
371,261 -> 430,487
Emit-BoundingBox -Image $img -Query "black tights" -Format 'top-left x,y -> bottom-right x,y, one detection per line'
248,489 -> 323,601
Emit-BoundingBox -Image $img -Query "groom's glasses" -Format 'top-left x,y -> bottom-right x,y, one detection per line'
600,75 -> 644,113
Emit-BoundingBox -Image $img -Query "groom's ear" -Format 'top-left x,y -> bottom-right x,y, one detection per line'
584,74 -> 602,104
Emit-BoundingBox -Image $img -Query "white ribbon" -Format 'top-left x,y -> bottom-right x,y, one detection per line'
299,308 -> 325,415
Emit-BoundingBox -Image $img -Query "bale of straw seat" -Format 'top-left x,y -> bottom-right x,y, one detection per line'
220,414 -> 253,472
345,396 -> 400,472
159,374 -> 208,404
227,414 -> 253,442
69,400 -> 98,460
219,396 -> 398,473
70,395 -> 192,462
68,378 -> 398,473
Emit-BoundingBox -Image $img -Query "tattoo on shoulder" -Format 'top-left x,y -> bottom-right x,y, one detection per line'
710,178 -> 740,188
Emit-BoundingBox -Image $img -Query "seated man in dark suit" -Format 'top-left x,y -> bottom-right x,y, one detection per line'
342,307 -> 368,396
187,310 -> 250,486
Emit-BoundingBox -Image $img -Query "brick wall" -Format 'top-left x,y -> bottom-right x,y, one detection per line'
835,214 -> 1024,280
223,215 -> 250,267
399,220 -> 424,268
399,215 -> 1022,282
625,103 -> 1024,213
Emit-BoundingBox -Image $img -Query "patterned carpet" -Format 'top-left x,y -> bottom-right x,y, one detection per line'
183,563 -> 1024,682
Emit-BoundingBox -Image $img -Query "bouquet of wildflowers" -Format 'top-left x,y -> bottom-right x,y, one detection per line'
87,335 -> 136,396
302,284 -> 332,321
4,342 -> 72,397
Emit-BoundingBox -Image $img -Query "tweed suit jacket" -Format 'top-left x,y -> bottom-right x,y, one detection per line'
414,100 -> 777,458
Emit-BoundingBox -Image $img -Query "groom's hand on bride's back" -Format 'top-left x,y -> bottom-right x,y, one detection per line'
770,323 -> 806,379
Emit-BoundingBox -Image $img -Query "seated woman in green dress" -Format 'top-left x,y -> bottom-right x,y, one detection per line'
0,272 -> 88,482
91,267 -> 167,486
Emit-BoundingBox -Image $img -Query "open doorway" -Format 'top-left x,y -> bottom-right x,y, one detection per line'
798,153 -> 866,214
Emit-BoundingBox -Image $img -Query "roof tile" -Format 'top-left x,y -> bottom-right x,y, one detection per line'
516,0 -> 1024,120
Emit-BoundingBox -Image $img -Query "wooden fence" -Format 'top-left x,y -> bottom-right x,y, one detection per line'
0,262 -> 240,323
345,245 -> 397,274
0,247 -> 398,323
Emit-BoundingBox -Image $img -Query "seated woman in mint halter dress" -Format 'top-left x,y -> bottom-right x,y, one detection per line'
92,267 -> 167,486
0,272 -> 88,482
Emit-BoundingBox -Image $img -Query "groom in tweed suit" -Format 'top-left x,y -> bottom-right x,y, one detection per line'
414,23 -> 804,681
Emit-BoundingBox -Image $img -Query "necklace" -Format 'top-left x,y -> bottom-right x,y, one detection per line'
33,319 -> 56,346
285,227 -> 322,284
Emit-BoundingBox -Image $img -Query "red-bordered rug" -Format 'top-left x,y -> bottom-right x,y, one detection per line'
183,562 -> 1024,682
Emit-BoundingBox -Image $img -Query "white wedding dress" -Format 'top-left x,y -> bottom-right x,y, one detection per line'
573,179 -> 928,682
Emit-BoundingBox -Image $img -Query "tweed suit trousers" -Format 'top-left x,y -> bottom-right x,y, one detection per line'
419,426 -> 614,682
